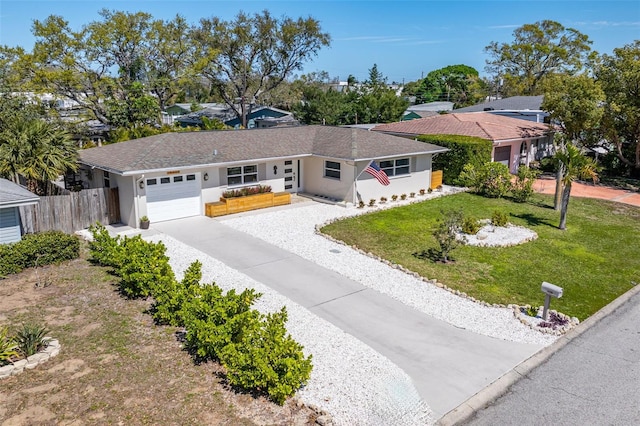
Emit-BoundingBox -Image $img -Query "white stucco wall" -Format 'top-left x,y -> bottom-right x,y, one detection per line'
355,155 -> 433,203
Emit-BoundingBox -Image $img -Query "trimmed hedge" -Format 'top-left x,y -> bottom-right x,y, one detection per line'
88,223 -> 312,405
417,134 -> 492,185
0,231 -> 80,278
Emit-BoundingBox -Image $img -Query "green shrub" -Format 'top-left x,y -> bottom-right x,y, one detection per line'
152,260 -> 203,326
491,210 -> 509,227
14,323 -> 50,357
459,162 -> 511,198
419,134 -> 492,185
0,231 -> 80,278
432,209 -> 464,262
88,223 -> 122,268
116,236 -> 174,299
218,307 -> 313,405
511,166 -> 540,203
0,327 -> 19,366
462,216 -> 481,235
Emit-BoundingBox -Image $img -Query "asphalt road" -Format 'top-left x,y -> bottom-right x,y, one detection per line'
463,285 -> 640,426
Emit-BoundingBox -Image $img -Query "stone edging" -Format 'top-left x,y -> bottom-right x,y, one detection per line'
0,338 -> 61,379
512,306 -> 580,335
315,218 -> 577,336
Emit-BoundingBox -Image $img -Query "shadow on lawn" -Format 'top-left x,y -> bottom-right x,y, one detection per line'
412,248 -> 456,263
511,212 -> 556,228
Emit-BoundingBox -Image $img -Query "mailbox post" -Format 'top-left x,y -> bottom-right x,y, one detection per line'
541,281 -> 563,320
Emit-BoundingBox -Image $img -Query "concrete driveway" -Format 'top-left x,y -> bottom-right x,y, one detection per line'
153,216 -> 545,419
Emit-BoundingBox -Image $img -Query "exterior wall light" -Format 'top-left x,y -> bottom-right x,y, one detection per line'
273,165 -> 278,175
139,180 -> 145,189
204,172 -> 209,181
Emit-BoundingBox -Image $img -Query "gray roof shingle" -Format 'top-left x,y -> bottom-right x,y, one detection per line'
0,179 -> 39,207
454,96 -> 544,113
78,125 -> 448,175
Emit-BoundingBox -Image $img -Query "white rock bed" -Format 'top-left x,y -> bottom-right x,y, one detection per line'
221,196 -> 557,347
457,222 -> 538,247
147,234 -> 433,426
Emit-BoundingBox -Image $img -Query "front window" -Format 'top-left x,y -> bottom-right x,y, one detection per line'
324,161 -> 341,179
227,165 -> 258,186
380,158 -> 410,176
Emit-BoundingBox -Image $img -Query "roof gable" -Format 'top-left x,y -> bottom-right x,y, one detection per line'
78,125 -> 448,175
0,179 -> 39,207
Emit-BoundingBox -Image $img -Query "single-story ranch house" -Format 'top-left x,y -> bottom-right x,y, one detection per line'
77,125 -> 447,227
0,178 -> 39,244
371,112 -> 554,174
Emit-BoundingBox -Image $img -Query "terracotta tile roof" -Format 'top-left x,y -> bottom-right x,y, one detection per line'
371,112 -> 551,141
78,125 -> 448,175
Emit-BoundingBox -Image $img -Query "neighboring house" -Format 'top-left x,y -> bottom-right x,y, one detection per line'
77,126 -> 448,227
371,112 -> 554,173
0,179 -> 39,244
174,105 -> 296,129
453,96 -> 548,123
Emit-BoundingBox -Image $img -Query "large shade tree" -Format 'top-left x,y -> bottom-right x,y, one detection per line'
8,10 -> 195,127
596,40 -> 640,177
414,64 -> 486,107
191,10 -> 330,128
485,20 -> 594,96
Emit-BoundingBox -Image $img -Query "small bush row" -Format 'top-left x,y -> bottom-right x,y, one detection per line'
1,323 -> 51,366
222,185 -> 272,199
88,223 -> 311,405
458,162 -> 540,202
0,231 -> 80,278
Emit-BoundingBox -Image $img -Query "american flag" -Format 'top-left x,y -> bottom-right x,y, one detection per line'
365,160 -> 390,186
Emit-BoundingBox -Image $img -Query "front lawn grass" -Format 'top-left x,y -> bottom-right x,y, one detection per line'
321,192 -> 640,320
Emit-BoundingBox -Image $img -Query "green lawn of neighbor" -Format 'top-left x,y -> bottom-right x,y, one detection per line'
320,192 -> 640,320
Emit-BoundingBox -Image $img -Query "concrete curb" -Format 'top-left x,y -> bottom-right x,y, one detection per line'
436,283 -> 640,426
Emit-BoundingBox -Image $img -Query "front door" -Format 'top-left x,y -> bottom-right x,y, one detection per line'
283,160 -> 300,193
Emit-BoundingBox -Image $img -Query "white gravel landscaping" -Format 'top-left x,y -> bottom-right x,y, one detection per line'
220,190 -> 557,347
147,234 -> 433,426
140,188 -> 556,425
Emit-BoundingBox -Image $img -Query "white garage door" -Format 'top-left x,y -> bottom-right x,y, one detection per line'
146,173 -> 201,222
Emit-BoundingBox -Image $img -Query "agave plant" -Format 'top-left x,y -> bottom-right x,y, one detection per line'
14,323 -> 51,357
0,326 -> 19,365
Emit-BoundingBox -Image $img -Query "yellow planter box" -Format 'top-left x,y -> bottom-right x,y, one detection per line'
430,170 -> 443,190
205,201 -> 227,217
205,191 -> 291,217
273,192 -> 291,207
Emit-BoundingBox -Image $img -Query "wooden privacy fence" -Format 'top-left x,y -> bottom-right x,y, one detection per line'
19,188 -> 120,234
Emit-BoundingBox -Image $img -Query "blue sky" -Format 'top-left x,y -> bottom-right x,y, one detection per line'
1,1 -> 638,83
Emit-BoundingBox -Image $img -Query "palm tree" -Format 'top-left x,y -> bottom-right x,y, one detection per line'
555,144 -> 599,230
0,118 -> 78,194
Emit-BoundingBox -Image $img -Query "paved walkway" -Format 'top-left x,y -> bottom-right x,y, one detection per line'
462,284 -> 640,426
152,216 -> 544,419
533,176 -> 640,207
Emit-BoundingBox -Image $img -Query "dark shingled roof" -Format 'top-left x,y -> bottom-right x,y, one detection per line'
78,125 -> 448,175
0,178 -> 39,207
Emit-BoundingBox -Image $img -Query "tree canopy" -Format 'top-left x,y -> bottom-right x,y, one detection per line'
410,65 -> 486,107
596,40 -> 640,176
485,20 -> 595,96
191,10 -> 330,127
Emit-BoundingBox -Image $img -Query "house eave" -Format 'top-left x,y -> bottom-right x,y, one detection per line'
0,199 -> 39,209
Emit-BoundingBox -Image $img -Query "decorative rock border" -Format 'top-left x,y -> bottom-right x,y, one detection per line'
0,338 -> 61,379
512,306 -> 580,335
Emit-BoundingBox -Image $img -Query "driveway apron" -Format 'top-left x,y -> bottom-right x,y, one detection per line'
153,216 -> 544,419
